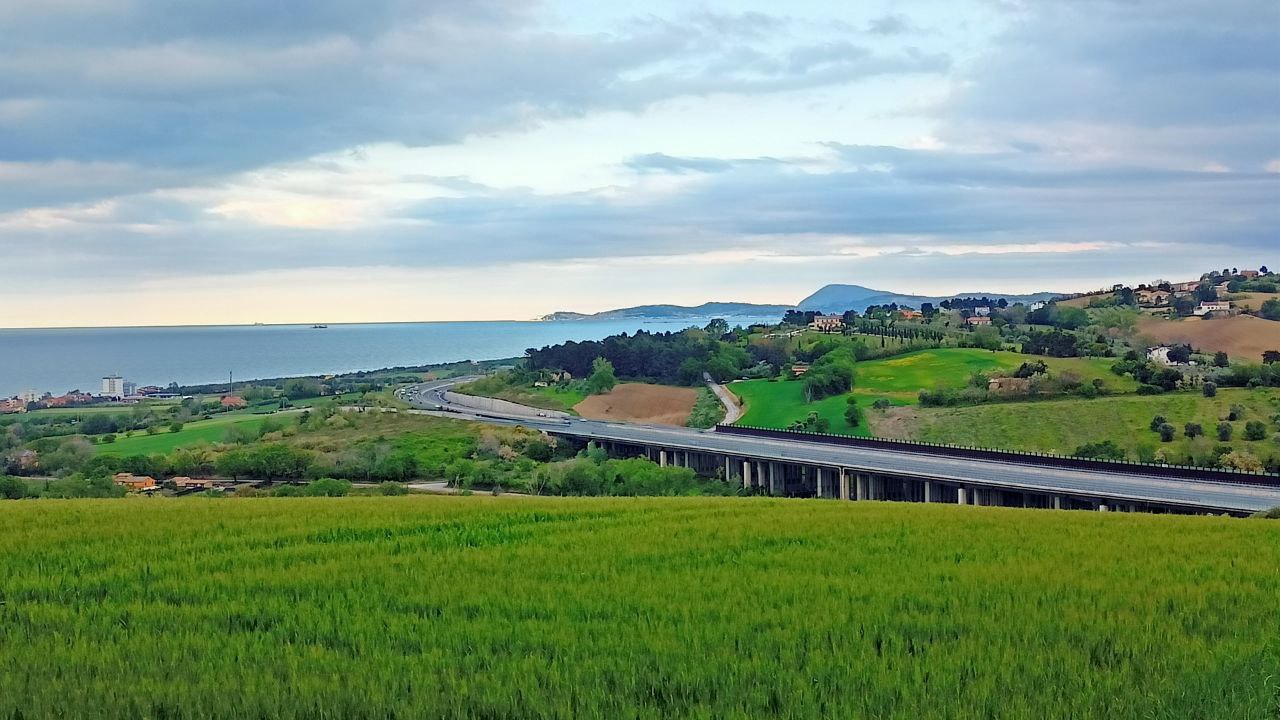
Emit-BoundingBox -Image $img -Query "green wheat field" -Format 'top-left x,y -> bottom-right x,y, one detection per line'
1,496 -> 1277,719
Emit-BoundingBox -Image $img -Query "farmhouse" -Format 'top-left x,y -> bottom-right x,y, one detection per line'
1170,281 -> 1200,293
1136,289 -> 1170,307
899,309 -> 923,320
965,316 -> 992,326
1240,269 -> 1260,278
1194,301 -> 1231,316
0,398 -> 25,414
790,363 -> 810,377
172,477 -> 215,490
113,473 -> 157,491
808,314 -> 844,332
987,377 -> 1031,395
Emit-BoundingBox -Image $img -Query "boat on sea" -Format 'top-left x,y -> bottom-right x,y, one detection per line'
311,324 -> 328,329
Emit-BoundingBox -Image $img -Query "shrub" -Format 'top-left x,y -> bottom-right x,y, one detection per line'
1243,421 -> 1268,441
1073,440 -> 1126,461
844,397 -> 863,428
1202,382 -> 1216,398
1251,506 -> 1280,519
1183,423 -> 1203,439
378,482 -> 409,496
1217,422 -> 1234,441
1227,405 -> 1245,421
871,398 -> 892,410
1149,415 -> 1167,432
1158,424 -> 1176,442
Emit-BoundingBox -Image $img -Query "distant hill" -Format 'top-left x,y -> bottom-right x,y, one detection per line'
543,285 -> 1064,322
797,284 -> 1062,313
540,302 -> 793,322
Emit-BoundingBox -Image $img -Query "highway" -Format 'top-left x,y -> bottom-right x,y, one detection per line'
397,380 -> 1280,514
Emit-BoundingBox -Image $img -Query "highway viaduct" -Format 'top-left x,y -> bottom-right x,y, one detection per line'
398,381 -> 1280,516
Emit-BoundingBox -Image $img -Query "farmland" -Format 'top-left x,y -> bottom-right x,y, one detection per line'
1137,314 -> 1280,363
875,387 -> 1280,464
731,349 -> 1133,433
1,497 -> 1277,720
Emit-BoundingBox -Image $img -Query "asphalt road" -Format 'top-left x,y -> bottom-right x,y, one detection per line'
399,380 -> 1280,514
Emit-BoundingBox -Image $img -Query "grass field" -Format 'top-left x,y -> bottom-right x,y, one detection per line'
95,411 -> 298,456
731,349 -> 1134,434
456,376 -> 588,413
877,387 -> 1280,462
0,497 -> 1276,719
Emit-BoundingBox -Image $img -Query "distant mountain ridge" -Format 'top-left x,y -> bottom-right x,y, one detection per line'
796,284 -> 1063,314
539,302 -> 793,322
542,285 -> 1063,321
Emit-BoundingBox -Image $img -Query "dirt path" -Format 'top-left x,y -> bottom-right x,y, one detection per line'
704,372 -> 742,424
573,383 -> 699,426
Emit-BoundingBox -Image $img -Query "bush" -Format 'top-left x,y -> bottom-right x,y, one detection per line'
1251,506 -> 1280,519
1202,382 -> 1216,397
1149,415 -> 1167,432
871,398 -> 892,410
1073,440 -> 1126,461
1184,423 -> 1203,439
1227,405 -> 1245,421
378,482 -> 409,496
1244,421 -> 1268,441
1136,385 -> 1164,395
1158,424 -> 1176,442
1217,422 -> 1234,441
307,478 -> 353,497
843,397 -> 863,428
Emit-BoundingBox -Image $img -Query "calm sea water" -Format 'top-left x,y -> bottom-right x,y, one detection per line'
0,319 -> 771,397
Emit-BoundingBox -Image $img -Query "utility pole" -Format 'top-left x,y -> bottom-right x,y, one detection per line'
228,371 -> 233,396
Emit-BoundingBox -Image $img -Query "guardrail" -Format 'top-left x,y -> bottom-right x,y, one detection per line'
715,424 -> 1280,487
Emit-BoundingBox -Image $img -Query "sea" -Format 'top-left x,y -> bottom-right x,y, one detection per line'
0,318 -> 774,397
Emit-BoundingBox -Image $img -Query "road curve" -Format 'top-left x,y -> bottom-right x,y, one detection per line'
398,380 -> 1280,514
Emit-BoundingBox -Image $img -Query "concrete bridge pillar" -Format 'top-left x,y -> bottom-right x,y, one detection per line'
855,474 -> 867,501
923,480 -> 933,503
1052,495 -> 1063,510
957,486 -> 967,505
816,467 -> 826,498
838,470 -> 850,500
769,462 -> 782,496
1098,503 -> 1109,512
741,459 -> 752,489
659,449 -> 668,467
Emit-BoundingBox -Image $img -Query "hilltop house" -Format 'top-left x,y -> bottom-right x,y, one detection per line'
899,309 -> 923,320
809,314 -> 845,333
790,363 -> 810,377
1136,289 -> 1171,307
965,315 -> 992,326
1240,269 -> 1260,278
172,477 -> 215,490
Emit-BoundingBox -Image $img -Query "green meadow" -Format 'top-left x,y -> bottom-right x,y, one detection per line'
94,412 -> 295,456
0,497 -> 1276,719
731,349 -> 1133,433
904,387 -> 1280,461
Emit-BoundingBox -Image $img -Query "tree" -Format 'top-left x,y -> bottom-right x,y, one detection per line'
169,421 -> 184,433
1202,381 -> 1217,397
844,397 -> 862,428
703,318 -> 729,337
1166,345 -> 1192,364
1158,423 -> 1176,442
1263,350 -> 1280,364
1073,440 -> 1125,461
1184,422 -> 1203,438
585,357 -> 617,395
1220,450 -> 1264,473
1217,422 -> 1233,441
1261,299 -> 1280,321
1244,420 -> 1268,441
1149,415 -> 1167,431
0,475 -> 27,499
1213,351 -> 1229,368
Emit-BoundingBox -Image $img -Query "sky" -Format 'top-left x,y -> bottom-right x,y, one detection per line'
0,0 -> 1276,327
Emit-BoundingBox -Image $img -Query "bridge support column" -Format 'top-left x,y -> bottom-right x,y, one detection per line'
923,480 -> 933,503
839,470 -> 850,500
659,450 -> 667,467
816,468 -> 826,498
724,456 -> 732,483
1098,503 -> 1109,512
769,462 -> 781,496
741,460 -> 752,490
1052,495 -> 1062,510
957,486 -> 967,505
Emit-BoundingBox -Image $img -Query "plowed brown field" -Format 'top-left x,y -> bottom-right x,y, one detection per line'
1137,314 -> 1280,361
573,383 -> 698,426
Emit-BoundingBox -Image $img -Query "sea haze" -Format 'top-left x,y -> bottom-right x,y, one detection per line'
0,319 -> 774,397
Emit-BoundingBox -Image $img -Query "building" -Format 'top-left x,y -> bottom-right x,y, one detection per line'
18,389 -> 40,404
101,375 -> 126,398
172,477 -> 215,490
0,398 -> 25,414
1170,281 -> 1200,293
123,381 -> 137,397
899,309 -> 923,320
965,315 -> 992,326
1028,301 -> 1047,311
1194,301 -> 1231,316
988,377 -> 1031,395
1240,269 -> 1260,278
45,392 -> 93,408
808,314 -> 845,332
113,473 -> 157,491
1136,289 -> 1171,307
790,363 -> 810,377
220,395 -> 248,409
973,306 -> 992,316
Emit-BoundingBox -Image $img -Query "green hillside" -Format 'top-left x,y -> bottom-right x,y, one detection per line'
0,497 -> 1275,719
